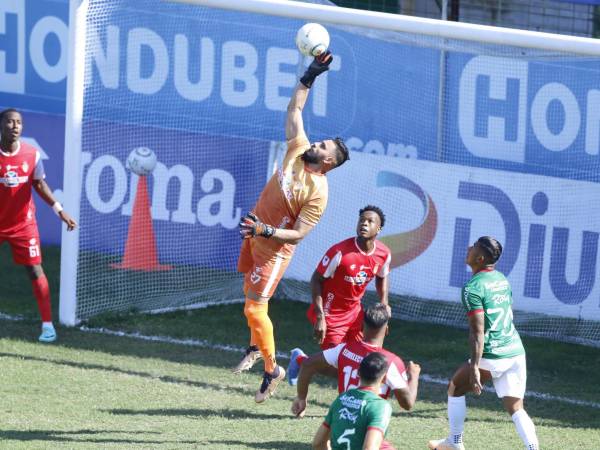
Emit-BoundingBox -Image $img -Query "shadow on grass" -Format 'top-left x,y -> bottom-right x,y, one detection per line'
106,407 -> 290,421
205,440 -> 308,450
0,428 -> 198,445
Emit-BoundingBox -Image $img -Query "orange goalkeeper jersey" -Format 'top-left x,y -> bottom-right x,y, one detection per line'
252,133 -> 329,259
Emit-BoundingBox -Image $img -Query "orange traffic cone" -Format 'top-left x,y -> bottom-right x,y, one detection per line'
111,176 -> 171,271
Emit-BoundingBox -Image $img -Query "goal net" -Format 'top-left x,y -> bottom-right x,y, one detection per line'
61,0 -> 600,346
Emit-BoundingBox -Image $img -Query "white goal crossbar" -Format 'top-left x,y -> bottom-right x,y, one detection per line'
166,0 -> 600,57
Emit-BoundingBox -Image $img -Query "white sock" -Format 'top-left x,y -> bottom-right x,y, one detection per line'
512,409 -> 539,449
448,395 -> 466,444
42,322 -> 54,328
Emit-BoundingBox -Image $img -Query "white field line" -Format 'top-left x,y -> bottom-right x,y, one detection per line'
145,298 -> 245,315
1,312 -> 597,409
0,312 -> 24,321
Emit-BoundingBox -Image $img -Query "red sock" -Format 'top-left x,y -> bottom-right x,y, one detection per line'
296,354 -> 308,365
31,274 -> 52,322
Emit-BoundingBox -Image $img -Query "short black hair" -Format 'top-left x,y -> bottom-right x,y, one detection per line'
477,236 -> 503,264
359,205 -> 385,228
359,352 -> 389,384
363,303 -> 390,330
333,137 -> 350,168
0,108 -> 19,122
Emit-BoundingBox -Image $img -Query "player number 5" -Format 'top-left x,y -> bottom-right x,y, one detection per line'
337,428 -> 356,450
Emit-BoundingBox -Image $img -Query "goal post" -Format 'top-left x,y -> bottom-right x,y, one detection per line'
59,0 -> 88,326
60,0 -> 600,346
168,0 -> 600,56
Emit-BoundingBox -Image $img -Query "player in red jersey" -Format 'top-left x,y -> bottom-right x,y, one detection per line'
0,109 -> 77,342
292,303 -> 420,450
287,205 -> 391,385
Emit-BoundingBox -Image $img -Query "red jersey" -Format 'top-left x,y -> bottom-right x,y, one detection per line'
323,340 -> 408,398
308,237 -> 391,325
0,141 -> 45,234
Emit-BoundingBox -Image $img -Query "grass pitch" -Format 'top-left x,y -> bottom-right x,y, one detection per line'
0,244 -> 599,449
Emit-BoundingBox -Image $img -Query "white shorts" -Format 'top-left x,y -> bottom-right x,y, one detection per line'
479,354 -> 527,399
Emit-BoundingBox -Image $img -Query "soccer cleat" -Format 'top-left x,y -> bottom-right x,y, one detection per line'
232,345 -> 262,374
38,324 -> 57,343
427,438 -> 465,450
287,347 -> 306,386
255,366 -> 286,403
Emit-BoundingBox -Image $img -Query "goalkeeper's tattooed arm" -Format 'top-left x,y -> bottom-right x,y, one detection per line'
239,213 -> 315,245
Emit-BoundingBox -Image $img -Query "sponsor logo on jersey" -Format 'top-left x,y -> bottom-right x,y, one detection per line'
344,270 -> 369,286
1,170 -> 27,188
342,347 -> 363,364
350,264 -> 356,270
492,293 -> 510,304
277,168 -> 294,200
339,393 -> 366,410
338,407 -> 358,424
484,280 -> 509,292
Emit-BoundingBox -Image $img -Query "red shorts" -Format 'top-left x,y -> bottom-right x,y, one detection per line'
238,238 -> 290,299
307,306 -> 364,350
0,224 -> 42,265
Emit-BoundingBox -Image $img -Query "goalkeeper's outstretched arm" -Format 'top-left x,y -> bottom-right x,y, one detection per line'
285,83 -> 309,141
285,51 -> 333,141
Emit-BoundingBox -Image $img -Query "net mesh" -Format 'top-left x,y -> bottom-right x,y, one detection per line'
70,0 -> 600,346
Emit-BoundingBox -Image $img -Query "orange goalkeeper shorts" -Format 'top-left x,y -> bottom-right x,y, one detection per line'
238,238 -> 291,299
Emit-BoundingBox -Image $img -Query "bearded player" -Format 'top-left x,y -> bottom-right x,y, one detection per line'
234,52 -> 350,403
287,205 -> 391,386
0,109 -> 77,342
428,237 -> 539,450
292,303 -> 420,450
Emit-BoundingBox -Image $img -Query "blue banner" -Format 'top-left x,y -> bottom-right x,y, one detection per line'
444,53 -> 600,182
3,0 -> 600,253
78,121 -> 269,268
0,0 -> 69,114
81,0 -> 439,156
555,0 -> 600,4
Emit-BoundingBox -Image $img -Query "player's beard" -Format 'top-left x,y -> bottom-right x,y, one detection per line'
301,148 -> 319,164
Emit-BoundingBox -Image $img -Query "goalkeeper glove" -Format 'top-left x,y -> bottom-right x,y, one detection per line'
300,51 -> 333,88
239,212 -> 275,239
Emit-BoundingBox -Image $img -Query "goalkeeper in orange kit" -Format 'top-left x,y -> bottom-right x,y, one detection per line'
234,51 -> 350,403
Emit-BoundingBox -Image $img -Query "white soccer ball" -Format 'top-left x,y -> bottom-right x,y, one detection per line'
126,147 -> 157,176
296,23 -> 330,57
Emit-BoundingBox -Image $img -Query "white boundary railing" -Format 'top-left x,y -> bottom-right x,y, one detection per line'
167,0 -> 600,56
